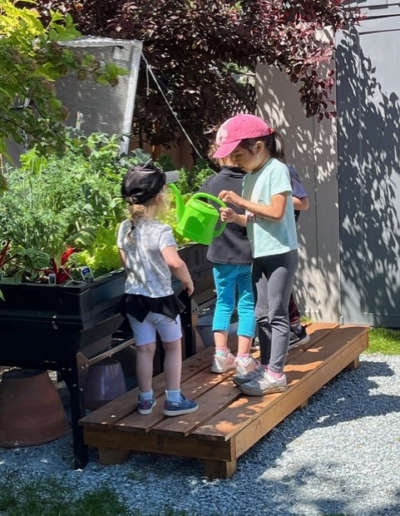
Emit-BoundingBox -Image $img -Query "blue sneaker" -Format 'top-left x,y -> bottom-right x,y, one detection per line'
138,397 -> 157,415
163,395 -> 198,417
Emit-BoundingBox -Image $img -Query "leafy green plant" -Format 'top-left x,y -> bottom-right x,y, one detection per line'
73,225 -> 122,276
0,131 -> 141,282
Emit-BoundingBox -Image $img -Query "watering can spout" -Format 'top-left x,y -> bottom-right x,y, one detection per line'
169,183 -> 185,220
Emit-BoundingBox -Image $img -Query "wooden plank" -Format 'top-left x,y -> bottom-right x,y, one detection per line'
116,369 -> 236,433
192,325 -> 368,441
151,380 -> 242,436
81,324 -> 369,474
287,322 -> 339,358
117,323 -> 344,437
98,448 -> 130,465
204,458 -> 237,479
83,427 -> 234,461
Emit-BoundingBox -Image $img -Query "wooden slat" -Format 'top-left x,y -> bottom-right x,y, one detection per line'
151,380 -> 242,436
84,427 -> 235,462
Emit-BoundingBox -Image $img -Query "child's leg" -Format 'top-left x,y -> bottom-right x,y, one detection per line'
236,265 -> 256,356
157,315 -> 198,416
148,313 -> 183,394
127,314 -> 157,392
127,313 -> 158,414
288,292 -> 301,328
264,250 -> 298,375
162,338 -> 182,392
252,258 -> 272,367
135,342 -> 157,392
212,264 -> 236,352
288,290 -> 310,345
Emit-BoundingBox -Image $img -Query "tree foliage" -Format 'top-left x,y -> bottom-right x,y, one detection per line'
0,0 -> 127,158
34,0 -> 360,156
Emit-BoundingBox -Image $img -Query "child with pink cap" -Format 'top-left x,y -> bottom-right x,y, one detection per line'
214,114 -> 298,396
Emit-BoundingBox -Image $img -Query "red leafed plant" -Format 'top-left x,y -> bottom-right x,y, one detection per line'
0,240 -> 10,270
41,246 -> 78,284
35,0 -> 361,155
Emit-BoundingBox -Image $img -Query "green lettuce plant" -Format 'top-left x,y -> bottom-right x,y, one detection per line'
0,133 -> 215,283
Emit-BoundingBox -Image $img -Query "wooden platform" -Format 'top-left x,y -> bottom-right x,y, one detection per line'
79,323 -> 369,478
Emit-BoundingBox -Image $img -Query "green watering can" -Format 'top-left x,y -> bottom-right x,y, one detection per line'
169,184 -> 227,245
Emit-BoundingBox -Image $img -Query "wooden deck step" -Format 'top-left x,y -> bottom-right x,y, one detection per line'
79,323 -> 369,478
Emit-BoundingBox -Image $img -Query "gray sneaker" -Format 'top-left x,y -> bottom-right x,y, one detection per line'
232,365 -> 264,387
239,369 -> 287,396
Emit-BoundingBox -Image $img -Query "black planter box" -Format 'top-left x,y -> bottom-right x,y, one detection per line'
0,270 -> 126,362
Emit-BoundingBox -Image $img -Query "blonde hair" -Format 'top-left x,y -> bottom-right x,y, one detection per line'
126,189 -> 169,243
208,143 -> 235,167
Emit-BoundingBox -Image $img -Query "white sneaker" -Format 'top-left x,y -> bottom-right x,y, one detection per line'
211,350 -> 236,373
235,356 -> 259,376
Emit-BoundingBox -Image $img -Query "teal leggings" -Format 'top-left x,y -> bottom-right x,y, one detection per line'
212,264 -> 256,338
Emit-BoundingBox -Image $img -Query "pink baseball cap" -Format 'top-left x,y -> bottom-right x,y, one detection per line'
213,114 -> 274,159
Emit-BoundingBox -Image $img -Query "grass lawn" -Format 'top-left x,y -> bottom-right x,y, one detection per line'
367,327 -> 400,354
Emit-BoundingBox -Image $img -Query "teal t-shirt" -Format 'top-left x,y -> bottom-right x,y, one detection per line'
242,158 -> 298,258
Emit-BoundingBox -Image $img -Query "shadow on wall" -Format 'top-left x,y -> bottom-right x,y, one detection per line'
337,25 -> 400,327
256,60 -> 341,323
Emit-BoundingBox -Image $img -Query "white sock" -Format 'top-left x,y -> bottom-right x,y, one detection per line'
166,389 -> 181,403
138,389 -> 153,401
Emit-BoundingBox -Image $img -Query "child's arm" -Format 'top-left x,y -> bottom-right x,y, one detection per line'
162,246 -> 195,296
118,248 -> 126,268
289,165 -> 309,212
293,196 -> 309,211
219,191 -> 288,222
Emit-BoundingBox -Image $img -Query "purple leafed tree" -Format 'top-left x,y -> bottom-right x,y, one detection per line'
34,0 -> 360,156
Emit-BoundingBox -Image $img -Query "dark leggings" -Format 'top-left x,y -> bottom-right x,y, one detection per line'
252,249 -> 298,374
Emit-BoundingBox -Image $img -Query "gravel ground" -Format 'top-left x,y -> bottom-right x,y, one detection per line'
0,353 -> 399,516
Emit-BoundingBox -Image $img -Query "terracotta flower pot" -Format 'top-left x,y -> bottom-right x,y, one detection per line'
83,359 -> 127,410
0,369 -> 70,448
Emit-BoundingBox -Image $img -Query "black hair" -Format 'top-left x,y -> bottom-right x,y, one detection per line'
238,132 -> 286,162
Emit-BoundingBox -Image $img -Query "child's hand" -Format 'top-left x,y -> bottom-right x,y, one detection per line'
218,190 -> 242,206
182,279 -> 194,296
220,207 -> 235,223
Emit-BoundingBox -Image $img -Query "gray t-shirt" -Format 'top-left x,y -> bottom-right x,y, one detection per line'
117,218 -> 177,297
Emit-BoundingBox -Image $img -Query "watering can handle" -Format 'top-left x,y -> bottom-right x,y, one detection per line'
191,192 -> 226,209
191,193 -> 227,238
